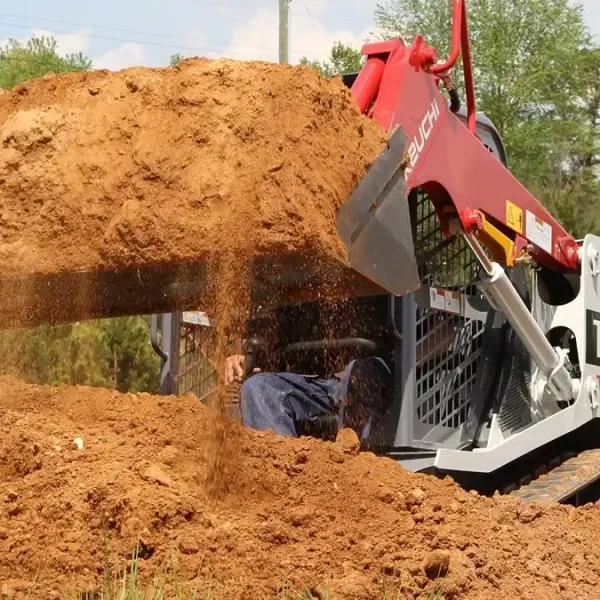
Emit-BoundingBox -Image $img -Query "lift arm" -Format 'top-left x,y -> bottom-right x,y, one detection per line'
349,0 -> 580,274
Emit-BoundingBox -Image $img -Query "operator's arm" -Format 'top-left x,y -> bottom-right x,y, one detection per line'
225,307 -> 278,384
225,354 -> 245,385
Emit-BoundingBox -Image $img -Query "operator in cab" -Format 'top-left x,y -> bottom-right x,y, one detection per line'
225,296 -> 457,441
226,352 -> 393,441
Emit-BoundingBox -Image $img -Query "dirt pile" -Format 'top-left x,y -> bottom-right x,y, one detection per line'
0,58 -> 389,495
2,376 -> 600,600
0,58 -> 386,278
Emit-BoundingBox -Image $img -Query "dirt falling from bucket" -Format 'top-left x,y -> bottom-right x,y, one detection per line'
203,252 -> 253,500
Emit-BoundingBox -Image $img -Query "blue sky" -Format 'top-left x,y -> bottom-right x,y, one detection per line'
0,0 -> 598,71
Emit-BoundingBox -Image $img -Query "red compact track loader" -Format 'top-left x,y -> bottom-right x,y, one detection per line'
155,0 -> 600,505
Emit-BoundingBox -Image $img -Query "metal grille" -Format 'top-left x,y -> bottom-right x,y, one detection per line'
498,337 -> 533,434
413,192 -> 478,289
177,322 -> 218,401
496,272 -> 539,434
415,313 -> 484,429
412,191 -> 486,433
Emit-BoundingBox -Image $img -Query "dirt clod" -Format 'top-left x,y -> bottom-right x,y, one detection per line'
424,550 -> 451,579
335,428 -> 360,455
141,463 -> 173,487
408,487 -> 427,506
177,536 -> 199,555
3,491 -> 17,503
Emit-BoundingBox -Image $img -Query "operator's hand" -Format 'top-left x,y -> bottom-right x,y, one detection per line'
225,355 -> 261,385
225,355 -> 245,385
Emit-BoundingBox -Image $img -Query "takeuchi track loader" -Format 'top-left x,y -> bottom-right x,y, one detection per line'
153,0 -> 600,506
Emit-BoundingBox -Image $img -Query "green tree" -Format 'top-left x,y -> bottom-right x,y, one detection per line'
170,53 -> 184,66
0,318 -> 160,393
0,36 -> 91,89
300,41 -> 364,76
101,317 -> 160,393
374,0 -> 599,238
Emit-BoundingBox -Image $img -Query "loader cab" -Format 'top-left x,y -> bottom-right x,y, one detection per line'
150,188 -> 496,463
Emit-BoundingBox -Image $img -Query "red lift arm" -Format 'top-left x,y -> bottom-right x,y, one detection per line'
350,0 -> 580,273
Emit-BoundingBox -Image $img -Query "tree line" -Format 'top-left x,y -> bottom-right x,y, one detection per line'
0,0 -> 596,392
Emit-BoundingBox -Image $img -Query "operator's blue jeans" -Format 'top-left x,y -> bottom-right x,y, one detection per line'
240,357 -> 392,440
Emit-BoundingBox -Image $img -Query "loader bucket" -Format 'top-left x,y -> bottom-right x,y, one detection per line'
336,128 -> 420,296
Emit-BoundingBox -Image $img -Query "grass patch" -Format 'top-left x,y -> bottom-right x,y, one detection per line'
3,543 -> 446,600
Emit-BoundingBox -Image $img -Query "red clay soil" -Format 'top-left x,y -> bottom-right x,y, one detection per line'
0,58 -> 386,278
1,376 -> 600,600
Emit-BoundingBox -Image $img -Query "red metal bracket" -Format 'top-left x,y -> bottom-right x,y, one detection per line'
460,208 -> 483,233
352,39 -> 405,113
408,36 -> 437,71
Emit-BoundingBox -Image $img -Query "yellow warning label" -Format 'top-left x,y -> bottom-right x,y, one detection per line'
506,200 -> 523,234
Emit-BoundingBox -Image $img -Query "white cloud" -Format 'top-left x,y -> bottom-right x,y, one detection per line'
0,23 -> 144,72
93,42 -> 145,72
31,27 -> 91,56
213,5 -> 379,64
0,27 -> 91,56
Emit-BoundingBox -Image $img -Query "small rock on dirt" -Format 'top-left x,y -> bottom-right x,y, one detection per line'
142,463 -> 173,487
335,428 -> 360,455
71,437 -> 84,450
4,490 -> 17,502
424,550 -> 450,579
407,488 -> 426,507
177,536 -> 199,555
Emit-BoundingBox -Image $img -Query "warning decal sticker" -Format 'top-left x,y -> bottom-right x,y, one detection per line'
429,287 -> 461,315
444,291 -> 460,314
525,210 -> 552,253
506,200 -> 523,234
429,287 -> 446,311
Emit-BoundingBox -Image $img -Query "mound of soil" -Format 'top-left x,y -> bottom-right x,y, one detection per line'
0,58 -> 385,278
1,376 -> 600,600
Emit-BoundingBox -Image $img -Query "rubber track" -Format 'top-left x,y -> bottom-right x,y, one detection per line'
508,449 -> 600,504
